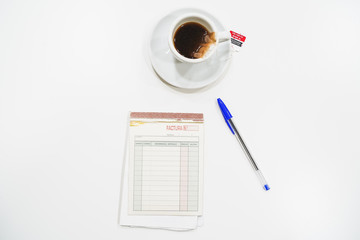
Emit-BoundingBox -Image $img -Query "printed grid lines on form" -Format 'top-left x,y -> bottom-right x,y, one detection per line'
133,136 -> 199,212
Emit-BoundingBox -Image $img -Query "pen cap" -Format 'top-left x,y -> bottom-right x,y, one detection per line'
217,98 -> 235,134
217,98 -> 233,120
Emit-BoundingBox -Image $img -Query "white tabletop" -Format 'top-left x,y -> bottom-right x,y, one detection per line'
1,0 -> 360,239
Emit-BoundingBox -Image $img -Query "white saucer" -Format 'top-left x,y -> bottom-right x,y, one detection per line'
149,8 -> 232,89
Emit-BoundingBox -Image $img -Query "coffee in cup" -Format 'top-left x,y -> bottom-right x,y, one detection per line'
173,22 -> 216,59
168,13 -> 230,64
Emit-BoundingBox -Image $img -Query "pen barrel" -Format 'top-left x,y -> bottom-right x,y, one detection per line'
227,119 -> 270,191
255,170 -> 270,191
231,123 -> 258,171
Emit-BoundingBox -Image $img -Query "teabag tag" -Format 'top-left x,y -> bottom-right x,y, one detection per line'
230,31 -> 246,52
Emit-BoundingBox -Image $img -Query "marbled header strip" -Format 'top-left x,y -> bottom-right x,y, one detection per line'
130,112 -> 204,122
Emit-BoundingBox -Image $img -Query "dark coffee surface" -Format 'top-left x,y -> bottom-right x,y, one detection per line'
173,22 -> 209,59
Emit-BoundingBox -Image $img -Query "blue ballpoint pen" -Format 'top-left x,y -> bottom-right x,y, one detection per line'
217,98 -> 270,191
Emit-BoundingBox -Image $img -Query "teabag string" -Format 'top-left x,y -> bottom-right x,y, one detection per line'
165,30 -> 246,62
212,30 -> 246,62
210,30 -> 246,63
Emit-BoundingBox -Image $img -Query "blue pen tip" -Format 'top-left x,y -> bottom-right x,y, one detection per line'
264,184 -> 270,191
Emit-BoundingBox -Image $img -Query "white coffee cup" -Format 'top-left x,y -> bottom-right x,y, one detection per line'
168,13 -> 230,63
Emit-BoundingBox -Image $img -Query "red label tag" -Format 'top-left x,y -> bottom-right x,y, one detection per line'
230,31 -> 246,50
230,31 -> 246,42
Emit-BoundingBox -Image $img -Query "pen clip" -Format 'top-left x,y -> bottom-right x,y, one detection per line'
225,119 -> 235,134
217,98 -> 235,134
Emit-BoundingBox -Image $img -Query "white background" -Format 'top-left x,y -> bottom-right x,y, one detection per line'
1,0 -> 360,239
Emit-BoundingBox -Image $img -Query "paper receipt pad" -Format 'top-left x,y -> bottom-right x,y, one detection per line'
128,112 -> 204,216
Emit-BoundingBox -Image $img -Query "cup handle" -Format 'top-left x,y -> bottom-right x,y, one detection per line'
217,31 -> 230,43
